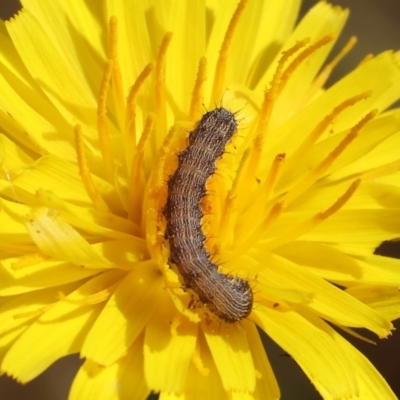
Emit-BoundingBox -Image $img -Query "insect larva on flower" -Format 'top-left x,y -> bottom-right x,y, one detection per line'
163,107 -> 253,323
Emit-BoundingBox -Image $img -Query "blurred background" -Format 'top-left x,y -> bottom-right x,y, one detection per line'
1,0 -> 399,399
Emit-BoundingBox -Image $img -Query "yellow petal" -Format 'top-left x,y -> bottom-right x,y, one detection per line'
275,241 -> 400,286
163,0 -> 205,113
345,285 -> 400,322
243,320 -> 280,400
70,337 -> 149,400
105,0 -> 152,99
279,111 -> 400,192
24,207 -> 113,269
0,198 -> 32,247
0,134 -> 34,172
144,300 -> 198,394
245,0 -> 301,88
82,264 -> 163,366
0,281 -> 80,365
34,190 -> 139,240
166,331 -> 226,400
268,208 -> 400,247
6,1 -> 101,130
335,329 -> 397,399
203,320 -> 256,392
0,255 -> 100,296
2,270 -> 122,382
256,2 -> 348,99
250,252 -> 392,337
10,156 -> 119,209
0,23 -> 74,158
264,52 -> 400,168
254,307 -> 358,399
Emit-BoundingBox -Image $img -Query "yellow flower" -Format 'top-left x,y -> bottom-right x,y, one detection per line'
1,0 -> 400,399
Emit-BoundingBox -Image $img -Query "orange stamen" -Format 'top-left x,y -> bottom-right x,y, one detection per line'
278,35 -> 336,95
97,60 -> 115,182
305,36 -> 357,101
264,153 -> 286,200
265,179 -> 361,251
189,57 -> 207,120
257,39 -> 310,139
236,154 -> 286,231
126,62 -> 155,145
109,16 -> 125,127
284,110 -> 377,205
243,40 -> 310,185
58,283 -> 118,305
211,0 -> 249,102
235,41 -> 309,210
155,32 -> 173,153
74,124 -> 110,212
128,113 -> 155,223
285,92 -> 371,173
233,153 -> 286,243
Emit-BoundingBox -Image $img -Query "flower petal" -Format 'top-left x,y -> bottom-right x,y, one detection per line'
163,0 -> 206,113
82,264 -> 163,366
256,2 -> 348,102
0,281 -> 80,365
2,270 -> 122,382
345,285 -> 400,322
10,156 -> 119,209
159,331 -> 226,400
275,241 -> 400,286
243,320 -> 280,400
265,52 -> 400,167
6,1 -> 102,129
267,208 -> 400,249
203,321 -> 256,392
24,207 -> 113,269
253,307 -> 358,399
334,328 -> 397,399
105,0 -> 152,98
144,300 -> 198,393
0,255 -> 100,296
0,134 -> 34,172
70,337 -> 149,400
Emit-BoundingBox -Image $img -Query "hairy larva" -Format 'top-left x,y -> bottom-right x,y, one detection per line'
163,107 -> 253,323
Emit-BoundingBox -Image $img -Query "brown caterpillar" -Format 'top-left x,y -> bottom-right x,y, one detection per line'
163,107 -> 253,323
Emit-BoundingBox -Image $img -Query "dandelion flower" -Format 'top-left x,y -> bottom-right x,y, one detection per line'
1,1 -> 400,399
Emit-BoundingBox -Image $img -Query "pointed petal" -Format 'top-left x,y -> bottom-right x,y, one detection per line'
203,321 -> 256,392
0,281 -> 80,365
252,251 -> 393,336
82,265 -> 163,366
2,271 -> 122,382
253,307 -> 359,399
242,320 -> 280,400
144,301 -> 198,393
24,207 -> 113,269
0,255 -> 101,296
70,337 -> 149,400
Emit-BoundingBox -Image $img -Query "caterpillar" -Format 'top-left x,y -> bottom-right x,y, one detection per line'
163,107 -> 253,323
